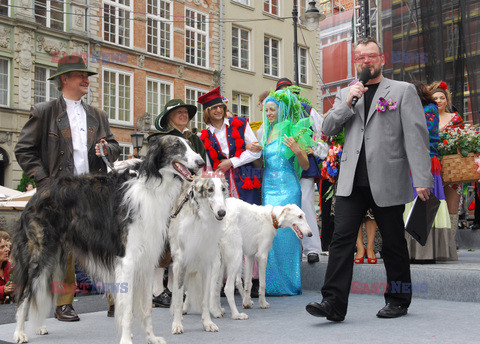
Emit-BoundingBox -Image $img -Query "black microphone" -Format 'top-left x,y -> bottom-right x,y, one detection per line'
351,68 -> 372,107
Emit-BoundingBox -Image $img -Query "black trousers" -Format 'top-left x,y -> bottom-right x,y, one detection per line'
320,179 -> 335,251
321,185 -> 412,316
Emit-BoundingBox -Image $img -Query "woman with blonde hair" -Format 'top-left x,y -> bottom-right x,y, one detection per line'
428,81 -> 463,260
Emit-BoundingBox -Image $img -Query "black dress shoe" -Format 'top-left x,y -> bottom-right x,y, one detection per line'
471,223 -> 480,231
107,305 -> 115,317
152,289 -> 171,308
376,303 -> 408,318
306,301 -> 344,322
54,304 -> 80,322
251,279 -> 259,298
307,253 -> 320,263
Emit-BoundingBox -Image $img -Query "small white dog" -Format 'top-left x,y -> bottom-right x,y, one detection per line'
210,198 -> 313,317
169,175 -> 228,334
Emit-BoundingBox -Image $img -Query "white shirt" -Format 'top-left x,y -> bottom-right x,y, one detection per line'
206,118 -> 261,168
64,97 -> 89,176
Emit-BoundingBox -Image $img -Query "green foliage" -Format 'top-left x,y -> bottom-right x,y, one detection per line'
16,172 -> 35,192
439,124 -> 480,157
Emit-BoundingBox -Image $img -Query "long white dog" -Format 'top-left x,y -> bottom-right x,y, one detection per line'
169,175 -> 228,334
210,198 -> 313,318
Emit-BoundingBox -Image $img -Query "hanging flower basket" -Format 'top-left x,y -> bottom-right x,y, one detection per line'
440,152 -> 479,184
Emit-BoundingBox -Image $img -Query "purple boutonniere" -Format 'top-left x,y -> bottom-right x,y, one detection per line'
376,97 -> 397,113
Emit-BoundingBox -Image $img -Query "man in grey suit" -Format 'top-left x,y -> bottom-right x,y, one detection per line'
306,37 -> 433,321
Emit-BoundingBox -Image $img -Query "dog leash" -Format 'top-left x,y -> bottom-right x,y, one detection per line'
99,141 -> 114,171
170,190 -> 194,219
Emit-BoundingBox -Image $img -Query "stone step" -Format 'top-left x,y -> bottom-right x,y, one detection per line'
302,249 -> 480,303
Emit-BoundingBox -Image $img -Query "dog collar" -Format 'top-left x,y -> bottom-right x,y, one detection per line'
271,213 -> 279,229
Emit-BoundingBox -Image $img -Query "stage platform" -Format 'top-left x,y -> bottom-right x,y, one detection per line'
0,231 -> 478,344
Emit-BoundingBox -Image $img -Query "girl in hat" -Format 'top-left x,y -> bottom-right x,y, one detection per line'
198,87 -> 262,205
148,99 -> 206,161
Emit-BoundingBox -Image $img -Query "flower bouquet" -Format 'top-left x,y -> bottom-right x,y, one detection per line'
438,124 -> 480,184
320,130 -> 344,199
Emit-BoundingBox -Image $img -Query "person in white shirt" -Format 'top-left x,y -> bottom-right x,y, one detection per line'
198,87 -> 262,204
15,55 -> 120,321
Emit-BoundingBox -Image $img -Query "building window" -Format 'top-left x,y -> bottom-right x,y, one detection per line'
185,8 -> 207,68
34,67 -> 61,104
232,92 -> 251,118
118,144 -> 133,161
0,59 -> 8,107
104,0 -> 132,47
103,69 -> 133,124
298,46 -> 308,84
264,36 -> 280,77
35,0 -> 64,30
146,78 -> 173,124
0,0 -> 9,16
233,0 -> 250,5
147,0 -> 172,58
185,87 -> 207,130
264,0 -> 278,16
232,27 -> 250,70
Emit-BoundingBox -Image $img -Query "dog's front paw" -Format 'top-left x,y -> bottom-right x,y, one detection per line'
259,300 -> 270,309
13,331 -> 28,343
242,300 -> 254,309
147,336 -> 166,344
211,308 -> 224,318
35,326 -> 48,335
232,312 -> 249,320
203,321 -> 219,332
172,322 -> 184,334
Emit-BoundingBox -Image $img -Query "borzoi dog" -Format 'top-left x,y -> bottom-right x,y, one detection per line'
210,198 -> 312,317
12,136 -> 204,344
169,175 -> 228,334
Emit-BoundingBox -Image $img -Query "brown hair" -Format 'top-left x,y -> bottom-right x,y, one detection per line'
258,90 -> 270,104
203,104 -> 228,125
354,36 -> 383,54
413,81 -> 436,107
0,231 -> 9,242
428,81 -> 452,107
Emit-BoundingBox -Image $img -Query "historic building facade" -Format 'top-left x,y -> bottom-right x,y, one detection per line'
0,0 -> 220,189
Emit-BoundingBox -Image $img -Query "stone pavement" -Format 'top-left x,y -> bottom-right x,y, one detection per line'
1,245 -> 479,344
1,291 -> 479,344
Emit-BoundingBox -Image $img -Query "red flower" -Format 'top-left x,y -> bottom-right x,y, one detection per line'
443,139 -> 448,145
439,81 -> 448,90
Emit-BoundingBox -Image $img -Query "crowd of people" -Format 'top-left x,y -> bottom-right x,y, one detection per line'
1,35 -> 477,329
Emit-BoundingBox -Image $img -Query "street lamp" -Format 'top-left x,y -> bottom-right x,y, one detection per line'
130,131 -> 145,158
293,0 -> 325,85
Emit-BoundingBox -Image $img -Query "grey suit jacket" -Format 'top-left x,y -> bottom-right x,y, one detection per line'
322,77 -> 433,207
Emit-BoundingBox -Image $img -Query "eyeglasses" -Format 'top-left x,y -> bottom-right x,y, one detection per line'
353,53 -> 382,62
209,104 -> 226,111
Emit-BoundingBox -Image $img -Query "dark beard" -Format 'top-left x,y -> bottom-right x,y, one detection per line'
371,66 -> 382,79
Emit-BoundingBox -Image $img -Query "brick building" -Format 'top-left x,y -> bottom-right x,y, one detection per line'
0,0 -> 220,189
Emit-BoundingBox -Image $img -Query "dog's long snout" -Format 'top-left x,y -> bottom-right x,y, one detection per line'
196,158 -> 206,168
217,209 -> 226,218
